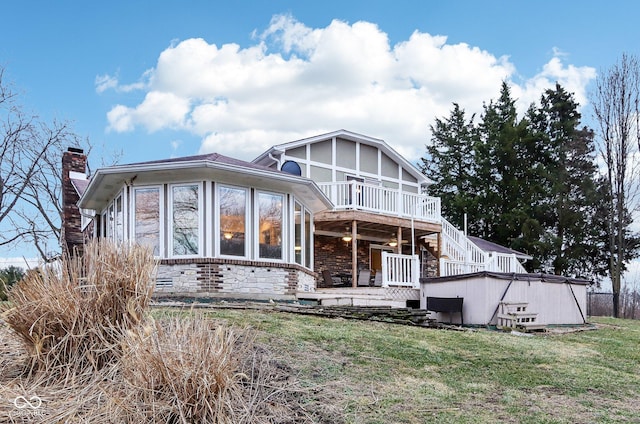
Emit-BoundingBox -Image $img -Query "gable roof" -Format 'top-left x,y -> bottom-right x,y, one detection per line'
78,152 -> 332,213
468,236 -> 533,260
253,129 -> 432,186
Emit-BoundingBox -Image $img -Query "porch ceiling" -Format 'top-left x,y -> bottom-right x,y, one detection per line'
314,210 -> 441,242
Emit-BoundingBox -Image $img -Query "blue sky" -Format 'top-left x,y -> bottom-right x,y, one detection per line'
1,0 -> 640,265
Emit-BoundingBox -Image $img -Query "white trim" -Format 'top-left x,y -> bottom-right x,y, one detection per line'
278,141 -> 422,193
205,182 -> 213,257
306,209 -> 314,271
69,171 -> 86,180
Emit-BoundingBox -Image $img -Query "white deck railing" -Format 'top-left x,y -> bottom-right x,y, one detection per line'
318,181 -> 441,222
440,217 -> 528,276
441,218 -> 486,264
381,252 -> 420,288
485,253 -> 528,273
439,259 -> 486,277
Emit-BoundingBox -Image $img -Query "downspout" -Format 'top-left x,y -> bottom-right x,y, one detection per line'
269,152 -> 282,169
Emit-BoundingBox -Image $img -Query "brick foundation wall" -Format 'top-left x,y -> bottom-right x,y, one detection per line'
154,257 -> 316,300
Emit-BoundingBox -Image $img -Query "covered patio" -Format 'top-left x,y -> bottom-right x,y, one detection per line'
313,207 -> 442,290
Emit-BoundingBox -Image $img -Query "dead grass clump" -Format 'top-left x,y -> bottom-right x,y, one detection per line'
116,315 -> 338,423
117,316 -> 243,423
0,240 -> 333,422
1,239 -> 156,381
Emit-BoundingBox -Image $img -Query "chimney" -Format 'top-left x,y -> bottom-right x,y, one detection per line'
61,147 -> 87,256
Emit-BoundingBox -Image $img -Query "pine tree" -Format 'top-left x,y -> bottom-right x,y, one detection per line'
422,81 -> 609,279
475,81 -> 528,246
420,103 -> 478,230
530,83 -> 602,276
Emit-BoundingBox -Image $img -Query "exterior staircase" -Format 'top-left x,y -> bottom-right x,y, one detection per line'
438,218 -> 528,276
497,302 -> 544,331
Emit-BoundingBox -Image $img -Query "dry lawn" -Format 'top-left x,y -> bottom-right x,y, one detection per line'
0,241 -> 339,423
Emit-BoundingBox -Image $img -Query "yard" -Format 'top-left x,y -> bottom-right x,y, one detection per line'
152,307 -> 640,424
2,299 -> 639,423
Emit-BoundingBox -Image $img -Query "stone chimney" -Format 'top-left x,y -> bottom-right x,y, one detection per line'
61,147 -> 87,256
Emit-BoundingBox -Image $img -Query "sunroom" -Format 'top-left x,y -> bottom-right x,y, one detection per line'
76,153 -> 332,301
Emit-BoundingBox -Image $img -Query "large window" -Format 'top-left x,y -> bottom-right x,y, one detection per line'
133,187 -> 160,256
258,192 -> 283,260
100,181 -> 314,269
171,184 -> 200,256
219,186 -> 247,257
294,202 -> 303,265
294,202 -> 313,268
305,209 -> 312,268
107,202 -> 114,239
115,195 -> 124,242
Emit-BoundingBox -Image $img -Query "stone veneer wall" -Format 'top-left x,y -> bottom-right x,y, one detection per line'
153,258 -> 316,301
314,235 -> 372,288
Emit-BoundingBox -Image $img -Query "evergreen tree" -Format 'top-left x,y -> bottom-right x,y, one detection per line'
530,83 -> 602,276
0,265 -> 24,300
420,103 -> 478,230
475,81 -> 531,247
422,81 -> 609,279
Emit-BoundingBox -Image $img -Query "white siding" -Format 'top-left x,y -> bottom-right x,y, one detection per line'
280,135 -> 421,194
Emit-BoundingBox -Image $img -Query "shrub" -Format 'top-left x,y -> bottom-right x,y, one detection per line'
1,239 -> 156,381
0,265 -> 25,301
117,316 -> 246,423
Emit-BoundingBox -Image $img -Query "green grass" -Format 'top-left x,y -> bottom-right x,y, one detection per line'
154,308 -> 640,424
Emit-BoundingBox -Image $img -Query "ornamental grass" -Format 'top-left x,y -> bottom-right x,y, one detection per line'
0,240 -> 321,423
2,239 -> 156,381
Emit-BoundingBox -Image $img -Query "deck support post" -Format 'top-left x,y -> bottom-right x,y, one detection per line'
351,220 -> 358,288
437,232 -> 442,277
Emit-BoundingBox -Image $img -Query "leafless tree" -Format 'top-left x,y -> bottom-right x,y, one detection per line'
590,53 -> 640,317
0,66 -> 82,260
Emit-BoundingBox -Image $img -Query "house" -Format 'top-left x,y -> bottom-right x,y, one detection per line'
63,148 -> 332,300
62,129 -> 589,325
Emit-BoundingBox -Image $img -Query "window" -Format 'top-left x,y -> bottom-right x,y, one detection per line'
294,202 -> 302,265
107,202 -> 114,238
293,202 -> 312,269
133,187 -> 160,256
257,192 -> 283,260
171,184 -> 200,256
305,209 -> 312,268
101,212 -> 107,238
115,195 -> 124,242
219,186 -> 247,257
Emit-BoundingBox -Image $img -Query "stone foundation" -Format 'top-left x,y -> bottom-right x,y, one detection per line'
153,258 -> 316,301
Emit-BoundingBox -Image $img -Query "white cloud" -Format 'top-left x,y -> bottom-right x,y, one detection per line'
95,74 -> 118,94
95,70 -> 151,94
513,55 -> 597,114
104,14 -> 597,162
